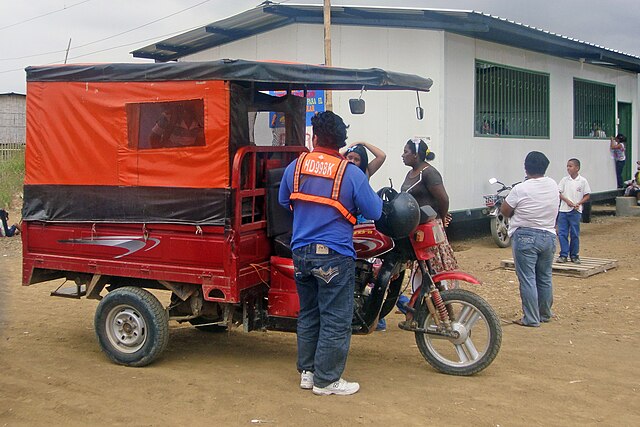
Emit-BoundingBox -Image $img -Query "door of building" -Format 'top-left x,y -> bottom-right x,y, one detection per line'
617,102 -> 632,182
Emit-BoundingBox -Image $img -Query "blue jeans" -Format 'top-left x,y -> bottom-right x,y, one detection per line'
615,160 -> 625,188
293,244 -> 354,387
512,228 -> 556,326
557,210 -> 581,259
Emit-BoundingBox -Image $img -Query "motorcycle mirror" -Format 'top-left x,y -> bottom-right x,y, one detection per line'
416,91 -> 424,120
489,178 -> 498,185
349,98 -> 365,115
350,86 -> 366,115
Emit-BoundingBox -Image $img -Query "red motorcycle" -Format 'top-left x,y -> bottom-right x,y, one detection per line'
271,188 -> 502,376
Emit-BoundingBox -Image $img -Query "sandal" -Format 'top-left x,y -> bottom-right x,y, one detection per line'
512,319 -> 538,327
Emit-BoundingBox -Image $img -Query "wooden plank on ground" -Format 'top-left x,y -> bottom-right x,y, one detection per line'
500,257 -> 618,278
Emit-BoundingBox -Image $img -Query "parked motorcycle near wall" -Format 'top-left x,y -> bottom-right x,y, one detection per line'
483,178 -> 518,248
347,187 -> 502,375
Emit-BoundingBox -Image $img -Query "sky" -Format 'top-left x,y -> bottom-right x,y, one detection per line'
2,0 -> 639,94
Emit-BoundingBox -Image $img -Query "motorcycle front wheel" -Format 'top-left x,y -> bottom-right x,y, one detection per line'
490,214 -> 511,247
414,289 -> 502,376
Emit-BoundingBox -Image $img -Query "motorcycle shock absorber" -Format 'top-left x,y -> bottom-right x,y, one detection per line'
416,260 -> 452,328
430,287 -> 452,327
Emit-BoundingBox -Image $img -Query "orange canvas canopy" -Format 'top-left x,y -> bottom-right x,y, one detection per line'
26,80 -> 230,188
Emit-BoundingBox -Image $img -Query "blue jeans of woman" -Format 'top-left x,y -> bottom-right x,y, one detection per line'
557,210 -> 581,259
293,244 -> 354,387
512,227 -> 556,326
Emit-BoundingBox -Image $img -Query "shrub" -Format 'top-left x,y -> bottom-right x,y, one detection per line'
0,150 -> 25,208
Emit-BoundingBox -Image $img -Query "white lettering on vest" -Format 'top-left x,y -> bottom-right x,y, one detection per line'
302,158 -> 335,177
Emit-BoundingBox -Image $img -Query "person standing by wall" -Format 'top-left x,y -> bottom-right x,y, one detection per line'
279,111 -> 382,396
500,152 -> 559,327
610,134 -> 627,188
557,158 -> 591,264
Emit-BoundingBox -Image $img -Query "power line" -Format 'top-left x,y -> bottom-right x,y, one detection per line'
1,0 -> 212,62
0,24 -> 205,75
0,0 -> 94,31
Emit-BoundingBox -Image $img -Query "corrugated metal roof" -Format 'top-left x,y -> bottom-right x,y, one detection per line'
131,3 -> 640,73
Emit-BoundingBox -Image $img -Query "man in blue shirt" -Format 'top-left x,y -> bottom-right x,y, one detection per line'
279,111 -> 382,395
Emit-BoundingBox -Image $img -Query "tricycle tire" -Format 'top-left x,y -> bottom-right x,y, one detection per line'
94,286 -> 169,367
414,289 -> 502,376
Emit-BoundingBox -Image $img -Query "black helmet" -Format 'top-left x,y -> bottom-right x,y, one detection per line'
375,188 -> 420,238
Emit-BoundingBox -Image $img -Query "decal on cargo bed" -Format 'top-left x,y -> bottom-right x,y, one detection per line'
58,236 -> 160,259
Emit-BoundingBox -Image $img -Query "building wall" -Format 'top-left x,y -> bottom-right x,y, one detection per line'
0,93 -> 26,150
444,33 -> 637,210
184,23 -> 638,212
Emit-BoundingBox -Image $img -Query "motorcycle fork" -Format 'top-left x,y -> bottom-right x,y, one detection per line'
415,260 -> 452,329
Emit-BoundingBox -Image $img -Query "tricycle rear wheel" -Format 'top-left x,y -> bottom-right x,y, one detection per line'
95,286 -> 169,367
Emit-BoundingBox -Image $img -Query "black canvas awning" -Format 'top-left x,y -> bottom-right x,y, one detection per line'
26,59 -> 433,92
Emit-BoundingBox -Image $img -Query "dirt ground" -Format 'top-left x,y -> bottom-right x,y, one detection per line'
1,207 -> 639,426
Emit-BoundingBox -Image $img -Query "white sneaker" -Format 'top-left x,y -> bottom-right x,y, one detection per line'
300,370 -> 314,390
312,378 -> 360,396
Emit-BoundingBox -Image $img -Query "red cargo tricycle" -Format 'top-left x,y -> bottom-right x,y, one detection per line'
22,59 -> 500,374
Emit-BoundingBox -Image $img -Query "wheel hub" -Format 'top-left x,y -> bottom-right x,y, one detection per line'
106,306 -> 147,352
449,321 -> 469,345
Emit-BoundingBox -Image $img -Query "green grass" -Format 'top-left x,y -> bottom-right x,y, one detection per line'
0,150 -> 25,208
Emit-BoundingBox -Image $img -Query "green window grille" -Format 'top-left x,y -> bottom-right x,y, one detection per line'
475,61 -> 549,138
573,79 -> 615,138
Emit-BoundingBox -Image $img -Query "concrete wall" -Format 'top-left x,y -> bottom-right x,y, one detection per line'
184,23 -> 638,212
0,93 -> 26,145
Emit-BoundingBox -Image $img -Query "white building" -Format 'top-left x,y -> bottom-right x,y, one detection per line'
133,4 -> 639,219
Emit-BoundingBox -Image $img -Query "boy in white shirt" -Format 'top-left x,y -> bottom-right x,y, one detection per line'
557,158 -> 591,264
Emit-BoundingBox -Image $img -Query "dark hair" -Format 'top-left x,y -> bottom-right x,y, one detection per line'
346,144 -> 368,173
405,139 -> 435,162
568,158 -> 581,169
524,151 -> 550,175
616,133 -> 627,143
311,111 -> 349,148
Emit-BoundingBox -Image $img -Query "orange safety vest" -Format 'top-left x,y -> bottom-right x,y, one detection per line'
290,151 -> 357,225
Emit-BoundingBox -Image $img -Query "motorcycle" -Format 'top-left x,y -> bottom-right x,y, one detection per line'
484,177 -> 518,248
347,188 -> 502,376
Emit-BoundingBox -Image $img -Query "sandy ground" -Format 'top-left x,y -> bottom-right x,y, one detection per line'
1,208 -> 639,426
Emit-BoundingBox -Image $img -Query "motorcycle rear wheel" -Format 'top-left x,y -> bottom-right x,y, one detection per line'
414,289 -> 502,376
490,215 -> 511,248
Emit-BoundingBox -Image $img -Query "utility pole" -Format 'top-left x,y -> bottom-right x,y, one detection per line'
323,0 -> 332,111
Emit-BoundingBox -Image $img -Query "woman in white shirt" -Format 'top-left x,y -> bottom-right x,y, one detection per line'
500,152 -> 559,327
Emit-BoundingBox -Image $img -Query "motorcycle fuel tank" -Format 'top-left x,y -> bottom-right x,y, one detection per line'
353,223 -> 394,259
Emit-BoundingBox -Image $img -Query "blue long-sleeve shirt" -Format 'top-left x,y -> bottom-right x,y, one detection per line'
279,148 -> 382,258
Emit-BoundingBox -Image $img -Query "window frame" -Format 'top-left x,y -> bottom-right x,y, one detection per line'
573,78 -> 616,140
474,60 -> 550,139
126,98 -> 206,150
